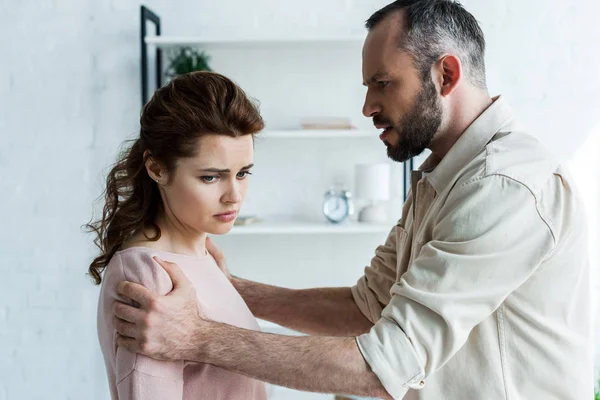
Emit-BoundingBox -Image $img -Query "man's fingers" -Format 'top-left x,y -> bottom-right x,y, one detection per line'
113,301 -> 145,324
206,237 -> 225,264
116,333 -> 141,354
113,316 -> 139,339
116,281 -> 155,308
206,237 -> 231,279
153,257 -> 191,290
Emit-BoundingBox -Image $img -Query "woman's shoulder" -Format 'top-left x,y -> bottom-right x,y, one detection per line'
112,246 -> 174,295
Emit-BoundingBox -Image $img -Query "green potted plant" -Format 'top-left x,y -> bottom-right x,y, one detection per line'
165,46 -> 213,79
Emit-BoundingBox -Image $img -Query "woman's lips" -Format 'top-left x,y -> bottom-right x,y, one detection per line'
214,211 -> 237,222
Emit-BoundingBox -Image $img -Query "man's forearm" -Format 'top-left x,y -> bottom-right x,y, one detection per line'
196,322 -> 391,400
232,277 -> 373,336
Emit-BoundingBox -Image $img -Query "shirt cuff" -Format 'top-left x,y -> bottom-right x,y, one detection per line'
356,318 -> 425,400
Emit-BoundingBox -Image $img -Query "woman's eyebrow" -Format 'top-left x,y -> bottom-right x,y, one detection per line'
198,164 -> 254,173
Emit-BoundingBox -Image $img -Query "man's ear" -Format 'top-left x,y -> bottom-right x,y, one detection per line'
434,54 -> 462,97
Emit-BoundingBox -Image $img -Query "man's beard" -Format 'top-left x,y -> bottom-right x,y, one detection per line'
376,78 -> 443,163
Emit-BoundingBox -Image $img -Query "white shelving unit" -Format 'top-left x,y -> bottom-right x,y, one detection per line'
140,6 -> 412,236
259,129 -> 378,139
230,219 -> 391,235
144,35 -> 366,48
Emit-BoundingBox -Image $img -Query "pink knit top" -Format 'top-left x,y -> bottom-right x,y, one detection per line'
97,246 -> 268,400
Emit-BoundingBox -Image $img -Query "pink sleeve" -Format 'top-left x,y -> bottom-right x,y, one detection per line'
117,367 -> 183,400
115,252 -> 184,400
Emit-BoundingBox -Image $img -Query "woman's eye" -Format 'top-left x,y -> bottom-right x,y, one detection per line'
237,171 -> 252,179
200,176 -> 218,183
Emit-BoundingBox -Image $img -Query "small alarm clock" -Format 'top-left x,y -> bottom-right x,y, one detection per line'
322,188 -> 353,224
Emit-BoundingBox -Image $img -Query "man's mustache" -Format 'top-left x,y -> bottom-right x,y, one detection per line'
373,116 -> 393,127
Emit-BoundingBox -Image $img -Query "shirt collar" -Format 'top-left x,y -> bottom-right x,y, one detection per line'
421,95 -> 517,194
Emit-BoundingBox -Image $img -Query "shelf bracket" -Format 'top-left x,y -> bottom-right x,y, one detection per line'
140,5 -> 162,107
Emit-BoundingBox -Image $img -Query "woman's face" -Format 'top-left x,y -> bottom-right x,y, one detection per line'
159,134 -> 254,235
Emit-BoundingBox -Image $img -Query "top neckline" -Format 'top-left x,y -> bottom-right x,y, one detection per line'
116,246 -> 210,261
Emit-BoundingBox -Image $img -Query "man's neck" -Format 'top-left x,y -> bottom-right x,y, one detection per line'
430,91 -> 494,160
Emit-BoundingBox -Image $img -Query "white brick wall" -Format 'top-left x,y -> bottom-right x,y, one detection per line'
1,0 -> 599,399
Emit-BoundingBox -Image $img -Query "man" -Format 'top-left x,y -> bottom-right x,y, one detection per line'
112,1 -> 593,399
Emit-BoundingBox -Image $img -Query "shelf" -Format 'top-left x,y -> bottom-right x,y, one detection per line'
228,219 -> 391,235
259,129 -> 378,139
144,35 -> 366,48
258,320 -> 299,335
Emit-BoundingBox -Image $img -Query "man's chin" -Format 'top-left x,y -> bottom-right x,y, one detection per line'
387,140 -> 430,162
387,147 -> 410,163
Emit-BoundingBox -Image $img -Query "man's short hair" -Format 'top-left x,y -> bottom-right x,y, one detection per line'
366,0 -> 487,88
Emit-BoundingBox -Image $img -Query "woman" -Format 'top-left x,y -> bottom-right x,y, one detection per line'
87,71 -> 267,400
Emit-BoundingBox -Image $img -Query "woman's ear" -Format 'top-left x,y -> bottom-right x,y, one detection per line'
144,150 -> 167,185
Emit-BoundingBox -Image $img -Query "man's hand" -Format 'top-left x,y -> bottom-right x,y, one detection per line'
206,236 -> 232,281
113,257 -> 211,361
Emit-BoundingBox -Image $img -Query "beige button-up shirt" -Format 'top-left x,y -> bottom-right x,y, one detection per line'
352,97 -> 593,400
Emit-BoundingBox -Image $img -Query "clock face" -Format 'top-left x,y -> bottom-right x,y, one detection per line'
323,194 -> 350,223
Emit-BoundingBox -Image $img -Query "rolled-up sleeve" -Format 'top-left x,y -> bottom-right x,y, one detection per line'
356,175 -> 555,399
351,225 -> 399,323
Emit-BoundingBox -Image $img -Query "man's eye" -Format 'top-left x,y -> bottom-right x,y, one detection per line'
378,81 -> 389,88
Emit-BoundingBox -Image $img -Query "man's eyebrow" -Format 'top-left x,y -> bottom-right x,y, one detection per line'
363,71 -> 390,86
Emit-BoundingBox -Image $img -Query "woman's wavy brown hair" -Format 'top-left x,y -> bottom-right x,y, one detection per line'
86,71 -> 264,284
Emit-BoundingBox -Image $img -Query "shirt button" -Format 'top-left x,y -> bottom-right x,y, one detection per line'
419,381 -> 425,387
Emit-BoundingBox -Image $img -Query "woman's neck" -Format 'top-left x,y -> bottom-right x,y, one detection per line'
126,214 -> 208,258
157,213 -> 208,257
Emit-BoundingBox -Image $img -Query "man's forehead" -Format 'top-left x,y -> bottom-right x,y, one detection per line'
362,40 -> 413,82
367,11 -> 406,45
362,13 -> 406,60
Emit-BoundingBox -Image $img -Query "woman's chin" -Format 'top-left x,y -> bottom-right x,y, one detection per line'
205,222 -> 235,235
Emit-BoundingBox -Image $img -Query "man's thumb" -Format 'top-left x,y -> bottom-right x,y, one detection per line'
153,256 -> 189,290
